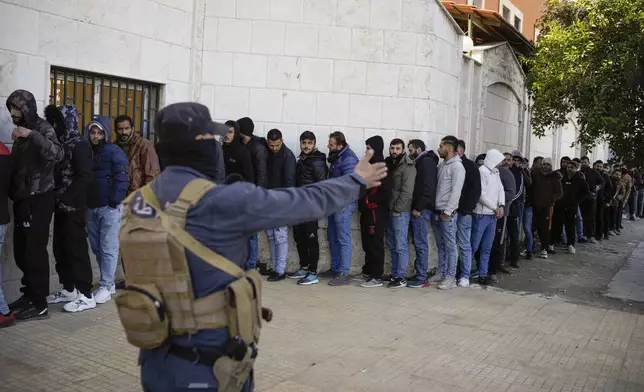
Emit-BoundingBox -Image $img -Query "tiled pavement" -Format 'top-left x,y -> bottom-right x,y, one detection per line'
1,281 -> 644,392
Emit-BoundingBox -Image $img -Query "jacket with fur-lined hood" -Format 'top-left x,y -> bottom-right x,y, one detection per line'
474,149 -> 505,215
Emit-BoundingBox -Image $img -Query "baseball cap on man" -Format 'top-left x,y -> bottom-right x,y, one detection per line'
155,102 -> 228,143
512,150 -> 523,159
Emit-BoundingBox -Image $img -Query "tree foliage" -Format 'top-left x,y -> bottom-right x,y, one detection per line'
527,0 -> 644,164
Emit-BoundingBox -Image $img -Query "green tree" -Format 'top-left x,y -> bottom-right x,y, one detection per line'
527,0 -> 644,164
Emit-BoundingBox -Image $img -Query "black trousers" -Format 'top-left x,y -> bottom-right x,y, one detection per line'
489,217 -> 519,273
609,205 -> 620,231
551,205 -> 577,246
359,210 -> 387,280
580,198 -> 597,238
533,207 -> 551,251
293,221 -> 319,273
617,203 -> 624,229
53,210 -> 93,296
595,201 -> 605,239
13,192 -> 55,309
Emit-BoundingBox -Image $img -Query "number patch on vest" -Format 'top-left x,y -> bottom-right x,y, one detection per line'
131,194 -> 156,218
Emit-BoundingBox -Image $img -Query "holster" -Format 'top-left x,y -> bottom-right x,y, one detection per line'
213,342 -> 256,392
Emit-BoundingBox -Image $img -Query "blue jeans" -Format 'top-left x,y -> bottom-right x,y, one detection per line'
387,212 -> 411,279
430,213 -> 458,278
0,224 -> 8,315
246,232 -> 259,270
411,210 -> 432,280
523,207 -> 534,252
457,213 -> 473,279
576,206 -> 583,238
266,227 -> 288,275
327,203 -> 356,274
470,214 -> 497,278
638,189 -> 644,217
88,206 -> 122,289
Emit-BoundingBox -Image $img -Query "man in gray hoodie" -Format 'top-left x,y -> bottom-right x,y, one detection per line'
431,136 -> 465,290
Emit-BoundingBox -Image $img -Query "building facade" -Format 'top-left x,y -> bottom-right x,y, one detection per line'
454,0 -> 544,41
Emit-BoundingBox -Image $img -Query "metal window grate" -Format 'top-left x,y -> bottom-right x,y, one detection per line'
49,66 -> 162,142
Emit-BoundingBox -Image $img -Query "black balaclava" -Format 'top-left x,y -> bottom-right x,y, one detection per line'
156,140 -> 221,181
365,135 -> 384,163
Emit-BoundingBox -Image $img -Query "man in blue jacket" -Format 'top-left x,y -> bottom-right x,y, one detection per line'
320,131 -> 359,286
86,116 -> 129,304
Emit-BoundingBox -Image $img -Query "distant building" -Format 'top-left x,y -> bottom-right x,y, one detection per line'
452,0 -> 544,41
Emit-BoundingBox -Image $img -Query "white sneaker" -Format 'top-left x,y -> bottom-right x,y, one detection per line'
47,288 -> 79,304
567,245 -> 576,254
428,274 -> 444,283
109,284 -> 116,294
438,277 -> 457,290
457,278 -> 470,288
540,250 -> 549,259
63,294 -> 97,313
93,287 -> 113,304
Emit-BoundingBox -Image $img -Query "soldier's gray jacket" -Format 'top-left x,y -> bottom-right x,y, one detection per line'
6,90 -> 64,201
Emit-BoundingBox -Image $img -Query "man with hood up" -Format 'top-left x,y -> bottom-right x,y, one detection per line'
5,89 -> 64,322
237,117 -> 268,272
471,149 -> 505,286
383,138 -> 416,289
223,120 -> 254,183
406,139 -> 438,289
44,105 -> 95,312
114,114 -> 160,195
289,131 -> 329,286
531,158 -> 563,258
354,135 -> 392,288
86,116 -> 129,305
130,102 -> 387,391
551,160 -> 590,254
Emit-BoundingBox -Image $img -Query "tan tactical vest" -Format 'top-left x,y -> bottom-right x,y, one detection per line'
115,178 -> 272,350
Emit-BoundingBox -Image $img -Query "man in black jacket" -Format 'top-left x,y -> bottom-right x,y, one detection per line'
507,151 -> 531,268
265,129 -> 296,282
355,135 -> 391,288
551,160 -> 590,254
407,139 -> 438,288
289,131 -> 328,286
44,105 -> 95,313
596,161 -> 613,240
223,120 -> 254,183
579,156 -> 604,244
454,140 -> 481,287
237,117 -> 268,271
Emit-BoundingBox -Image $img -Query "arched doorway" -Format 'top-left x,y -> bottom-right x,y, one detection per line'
481,83 -> 521,153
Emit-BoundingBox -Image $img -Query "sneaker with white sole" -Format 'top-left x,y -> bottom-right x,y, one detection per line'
567,245 -> 576,254
93,286 -> 113,304
47,288 -> 79,304
457,278 -> 470,288
360,278 -> 383,288
438,277 -> 457,290
63,294 -> 97,313
540,250 -> 549,259
351,273 -> 371,282
428,274 -> 444,283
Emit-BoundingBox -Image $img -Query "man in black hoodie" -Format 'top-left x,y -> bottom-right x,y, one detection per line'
551,160 -> 590,254
264,129 -> 296,282
289,131 -> 329,286
237,117 -> 268,271
595,160 -> 613,240
6,90 -> 64,321
355,135 -> 391,288
407,139 -> 438,288
455,140 -> 481,286
579,156 -> 604,244
44,105 -> 95,313
223,120 -> 254,183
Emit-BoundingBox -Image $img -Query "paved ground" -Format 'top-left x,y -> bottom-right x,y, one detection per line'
2,274 -> 644,391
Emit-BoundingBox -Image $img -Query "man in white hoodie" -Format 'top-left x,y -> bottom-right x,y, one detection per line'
470,149 -> 505,286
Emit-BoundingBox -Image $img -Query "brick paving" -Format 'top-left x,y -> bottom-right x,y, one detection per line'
1,281 -> 644,391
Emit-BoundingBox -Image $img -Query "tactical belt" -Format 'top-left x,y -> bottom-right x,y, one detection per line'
169,344 -> 225,367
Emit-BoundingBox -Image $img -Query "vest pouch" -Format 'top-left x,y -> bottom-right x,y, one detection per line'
224,277 -> 256,344
212,344 -> 255,392
115,284 -> 170,349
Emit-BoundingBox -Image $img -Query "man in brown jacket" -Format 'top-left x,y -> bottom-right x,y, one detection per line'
114,115 -> 160,194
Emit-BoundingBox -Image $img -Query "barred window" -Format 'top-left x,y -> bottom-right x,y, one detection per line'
48,66 -> 162,142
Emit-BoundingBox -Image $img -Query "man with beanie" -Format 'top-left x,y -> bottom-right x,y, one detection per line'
264,129 -> 296,282
454,140 -> 481,287
405,139 -> 438,288
6,90 -> 64,322
354,135 -> 391,288
531,158 -> 563,258
384,138 -> 416,289
133,102 -> 387,390
321,131 -> 359,286
87,116 -> 129,305
223,120 -> 254,183
44,105 -> 95,312
289,131 -> 329,285
237,117 -> 268,272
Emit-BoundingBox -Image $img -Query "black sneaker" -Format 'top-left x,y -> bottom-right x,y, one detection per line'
382,274 -> 393,282
489,274 -> 499,284
510,262 -> 520,269
8,295 -> 30,311
478,276 -> 491,286
14,305 -> 49,322
257,263 -> 273,276
603,234 -> 610,240
387,277 -> 407,289
579,237 -> 588,243
267,271 -> 286,282
318,269 -> 337,279
546,246 -> 557,254
526,252 -> 533,260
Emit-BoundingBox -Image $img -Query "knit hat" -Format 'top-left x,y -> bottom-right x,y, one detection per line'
512,149 -> 523,158
237,117 -> 254,136
542,157 -> 553,165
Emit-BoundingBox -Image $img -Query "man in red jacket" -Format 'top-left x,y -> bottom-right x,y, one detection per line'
0,141 -> 14,327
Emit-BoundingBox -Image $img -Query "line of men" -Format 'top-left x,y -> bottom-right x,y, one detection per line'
0,89 -> 161,327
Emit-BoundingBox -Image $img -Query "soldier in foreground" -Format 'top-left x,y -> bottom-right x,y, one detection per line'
116,103 -> 387,392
